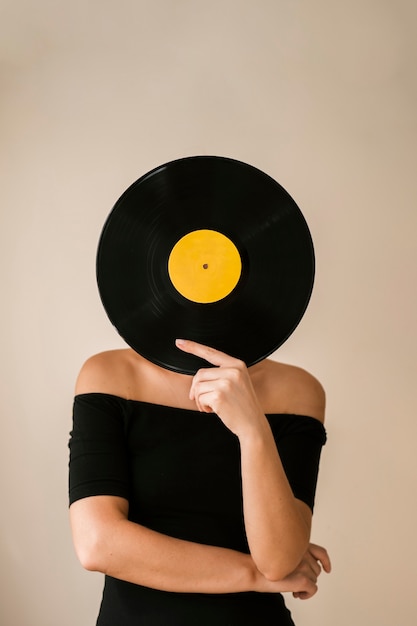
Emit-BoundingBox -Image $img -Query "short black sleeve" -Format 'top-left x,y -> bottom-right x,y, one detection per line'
68,393 -> 130,506
268,414 -> 327,512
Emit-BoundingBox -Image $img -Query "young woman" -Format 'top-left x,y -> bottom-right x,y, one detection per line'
69,339 -> 330,625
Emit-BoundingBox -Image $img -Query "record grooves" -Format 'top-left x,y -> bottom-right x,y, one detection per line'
97,156 -> 315,374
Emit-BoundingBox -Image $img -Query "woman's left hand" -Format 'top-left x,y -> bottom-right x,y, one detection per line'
175,339 -> 264,438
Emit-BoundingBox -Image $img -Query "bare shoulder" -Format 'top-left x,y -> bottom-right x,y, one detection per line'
75,349 -> 140,398
256,359 -> 326,423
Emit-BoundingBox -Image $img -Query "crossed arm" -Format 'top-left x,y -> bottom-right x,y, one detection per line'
70,340 -> 330,598
70,495 -> 329,598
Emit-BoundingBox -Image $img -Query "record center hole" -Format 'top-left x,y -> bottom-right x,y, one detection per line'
203,263 -> 209,269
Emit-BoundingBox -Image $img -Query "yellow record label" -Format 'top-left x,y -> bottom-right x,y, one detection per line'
168,229 -> 242,303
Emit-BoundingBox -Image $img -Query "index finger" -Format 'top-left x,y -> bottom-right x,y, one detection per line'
308,544 -> 332,573
175,339 -> 240,367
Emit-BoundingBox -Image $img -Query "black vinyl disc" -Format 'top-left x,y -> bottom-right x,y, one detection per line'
96,156 -> 315,374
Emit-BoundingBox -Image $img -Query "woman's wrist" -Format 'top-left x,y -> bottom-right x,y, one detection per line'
233,407 -> 269,443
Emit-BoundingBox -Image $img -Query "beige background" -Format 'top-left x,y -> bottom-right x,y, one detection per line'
1,1 -> 416,624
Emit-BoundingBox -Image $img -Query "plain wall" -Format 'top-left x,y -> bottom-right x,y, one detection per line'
1,1 -> 416,624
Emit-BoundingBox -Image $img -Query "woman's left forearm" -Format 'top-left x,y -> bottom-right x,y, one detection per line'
175,340 -> 313,580
238,415 -> 311,581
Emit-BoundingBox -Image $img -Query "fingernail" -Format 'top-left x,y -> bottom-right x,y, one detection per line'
175,339 -> 186,346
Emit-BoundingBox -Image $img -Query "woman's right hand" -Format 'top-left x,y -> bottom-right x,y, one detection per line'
253,543 -> 331,599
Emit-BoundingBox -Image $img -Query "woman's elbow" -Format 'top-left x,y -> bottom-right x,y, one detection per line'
76,545 -> 102,572
262,564 -> 294,583
73,529 -> 105,572
257,544 -> 308,582
69,496 -> 129,573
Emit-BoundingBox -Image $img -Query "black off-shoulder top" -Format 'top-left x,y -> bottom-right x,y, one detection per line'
68,393 -> 326,626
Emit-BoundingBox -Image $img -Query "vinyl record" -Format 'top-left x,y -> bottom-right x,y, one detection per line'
96,156 -> 315,374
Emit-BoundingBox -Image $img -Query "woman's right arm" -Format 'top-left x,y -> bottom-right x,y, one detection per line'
70,494 -> 256,593
69,354 -> 260,594
69,495 -> 329,596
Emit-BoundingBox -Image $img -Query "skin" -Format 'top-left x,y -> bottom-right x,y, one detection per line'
70,341 -> 331,599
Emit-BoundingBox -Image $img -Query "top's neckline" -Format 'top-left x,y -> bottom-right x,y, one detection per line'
74,392 -> 323,423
